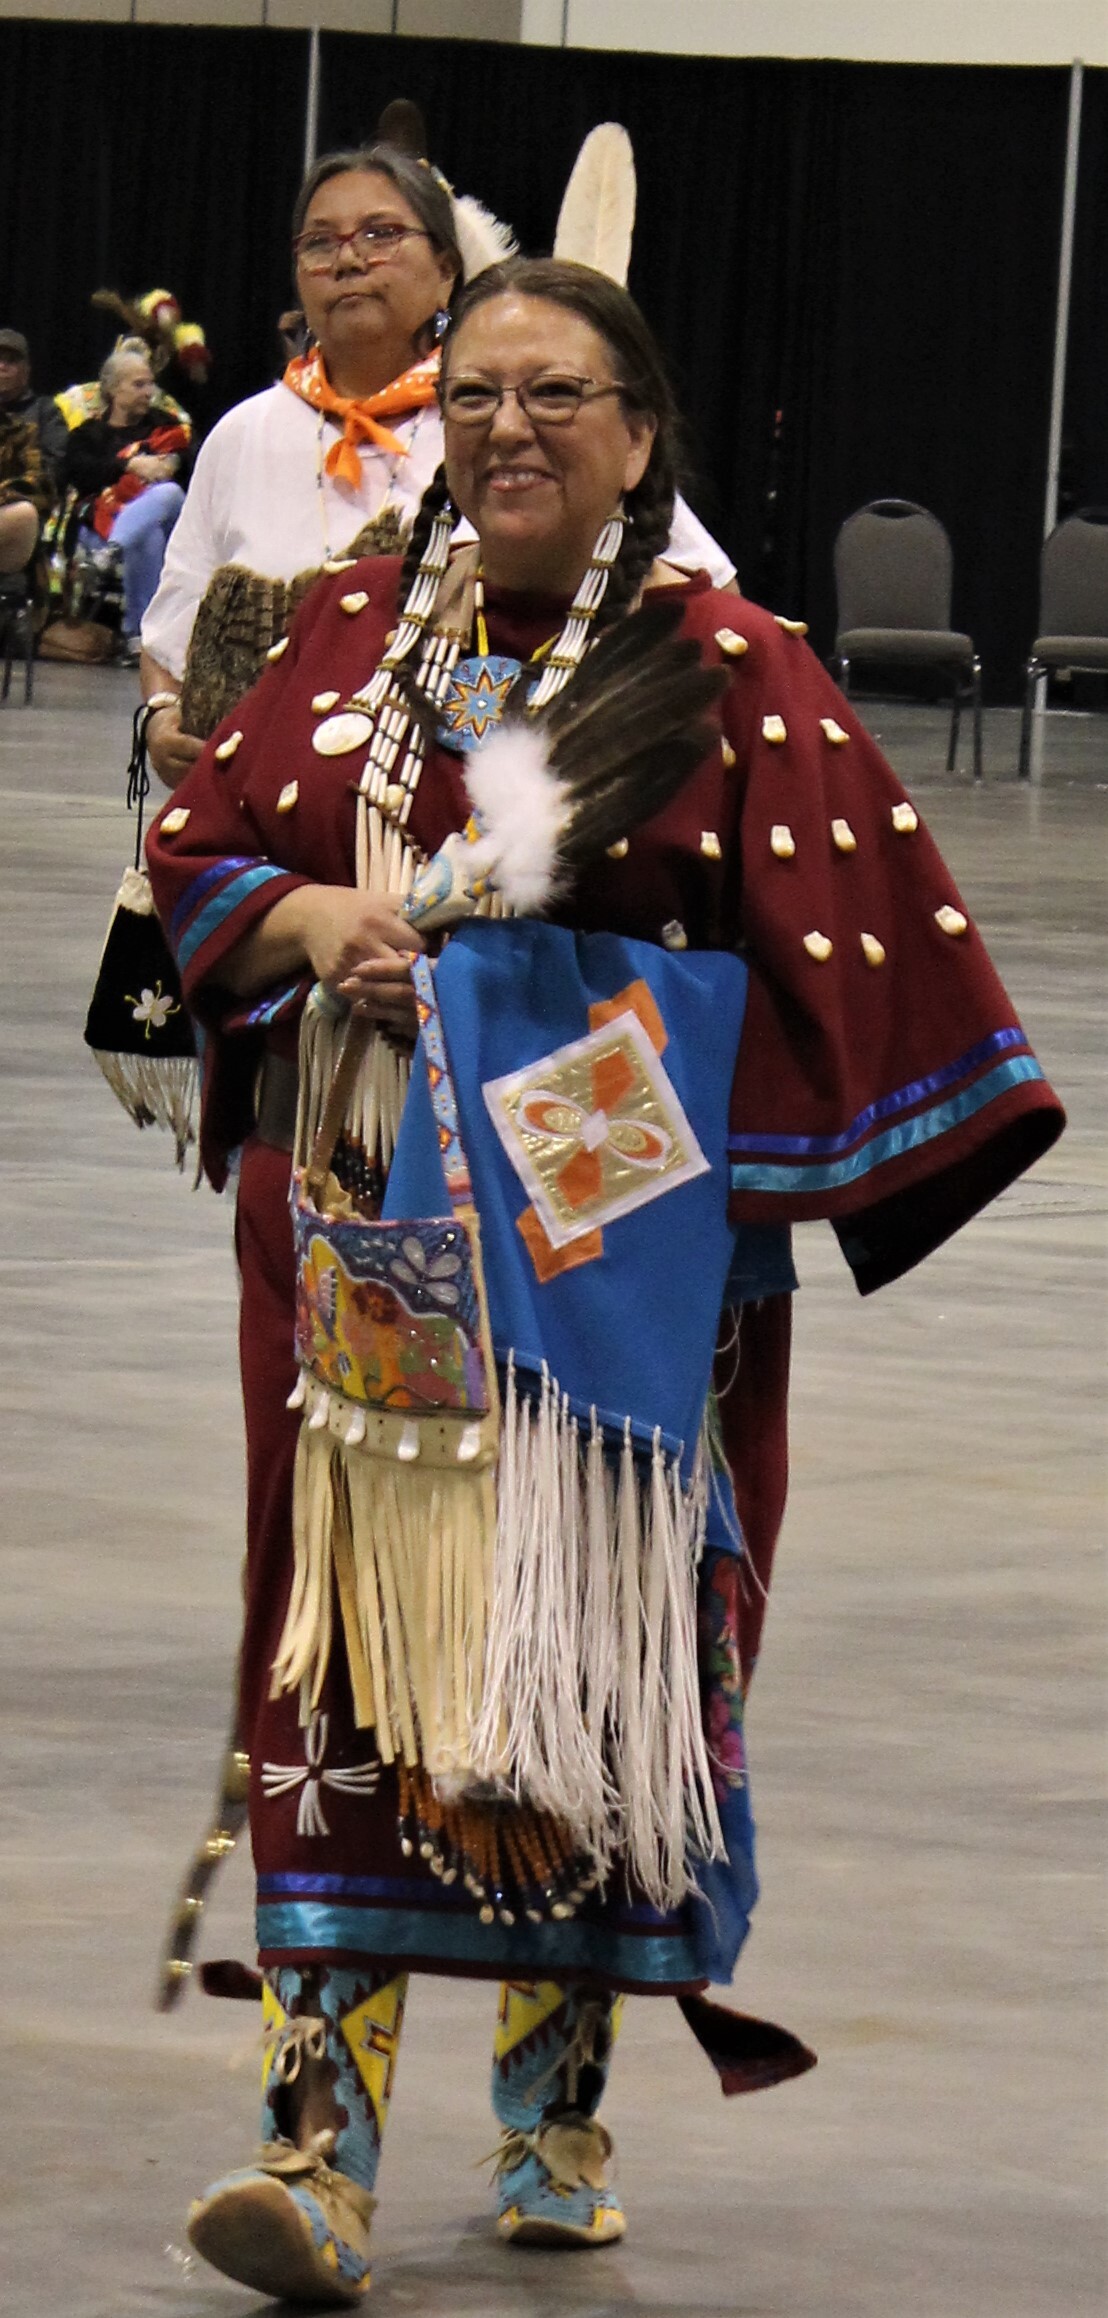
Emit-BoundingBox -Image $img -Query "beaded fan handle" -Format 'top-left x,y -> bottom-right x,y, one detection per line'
410,952 -> 474,1212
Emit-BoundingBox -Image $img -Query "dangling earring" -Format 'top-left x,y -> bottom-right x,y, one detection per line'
433,308 -> 450,344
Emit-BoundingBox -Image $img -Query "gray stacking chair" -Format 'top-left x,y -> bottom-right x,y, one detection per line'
832,499 -> 983,781
1019,510 -> 1108,778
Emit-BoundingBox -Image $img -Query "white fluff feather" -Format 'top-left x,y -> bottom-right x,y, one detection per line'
452,192 -> 518,283
463,721 -> 569,914
553,123 -> 636,285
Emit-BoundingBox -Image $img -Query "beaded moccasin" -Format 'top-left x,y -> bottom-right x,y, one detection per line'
493,2113 -> 626,2247
186,2129 -> 374,2306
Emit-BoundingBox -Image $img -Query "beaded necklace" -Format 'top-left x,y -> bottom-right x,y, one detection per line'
310,507 -> 625,903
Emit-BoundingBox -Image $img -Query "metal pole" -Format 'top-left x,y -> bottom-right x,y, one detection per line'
303,23 -> 321,181
1044,60 -> 1084,540
1029,59 -> 1084,781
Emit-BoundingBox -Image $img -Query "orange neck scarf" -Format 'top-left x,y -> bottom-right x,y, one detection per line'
283,345 -> 441,488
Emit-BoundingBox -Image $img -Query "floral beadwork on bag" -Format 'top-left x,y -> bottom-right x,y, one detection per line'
292,1209 -> 494,1416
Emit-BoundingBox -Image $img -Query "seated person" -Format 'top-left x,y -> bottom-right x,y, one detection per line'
0,328 -> 62,579
63,348 -> 192,660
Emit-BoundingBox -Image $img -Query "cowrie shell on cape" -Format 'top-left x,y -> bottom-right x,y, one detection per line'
860,931 -> 886,966
276,781 -> 299,813
721,739 -> 736,768
831,818 -> 857,852
770,823 -> 795,858
606,837 -> 629,860
266,634 -> 290,662
700,830 -> 722,860
775,615 -> 808,635
715,627 -> 748,657
935,905 -> 968,936
312,711 -> 374,757
214,729 -> 243,761
339,590 -> 369,615
821,717 -> 849,744
311,690 -> 340,714
803,929 -> 833,961
892,801 -> 918,833
159,806 -> 190,834
762,713 -> 787,744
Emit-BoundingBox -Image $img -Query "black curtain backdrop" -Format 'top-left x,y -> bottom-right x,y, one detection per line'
1064,67 -> 1108,513
0,21 -> 307,433
0,23 -> 1097,702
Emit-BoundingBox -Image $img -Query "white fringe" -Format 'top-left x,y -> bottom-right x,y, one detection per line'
91,1047 -> 197,1167
293,988 -> 410,1179
272,1423 -> 496,1780
469,1364 -> 724,1912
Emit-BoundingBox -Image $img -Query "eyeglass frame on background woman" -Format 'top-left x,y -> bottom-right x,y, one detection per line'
292,220 -> 434,274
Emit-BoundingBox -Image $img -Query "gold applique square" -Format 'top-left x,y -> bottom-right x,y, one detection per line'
483,1010 -> 708,1250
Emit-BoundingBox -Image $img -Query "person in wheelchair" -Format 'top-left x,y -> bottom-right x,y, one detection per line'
63,347 -> 192,663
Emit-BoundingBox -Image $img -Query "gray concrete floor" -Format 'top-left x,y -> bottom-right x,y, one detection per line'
1,667 -> 1105,2317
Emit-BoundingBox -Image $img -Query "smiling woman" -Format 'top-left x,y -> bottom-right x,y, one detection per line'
441,290 -> 655,596
144,257 -> 1062,2305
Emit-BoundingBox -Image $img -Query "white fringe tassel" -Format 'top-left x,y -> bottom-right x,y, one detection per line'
294,988 -> 410,1180
470,1359 -> 725,1913
271,1423 -> 496,1781
91,1048 -> 197,1166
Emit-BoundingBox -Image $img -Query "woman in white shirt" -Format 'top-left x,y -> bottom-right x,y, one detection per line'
141,142 -> 735,788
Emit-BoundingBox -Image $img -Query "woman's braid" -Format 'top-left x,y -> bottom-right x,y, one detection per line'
395,462 -> 452,613
597,448 -> 679,632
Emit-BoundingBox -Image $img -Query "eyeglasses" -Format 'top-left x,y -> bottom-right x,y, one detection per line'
294,221 -> 432,274
440,375 -> 628,428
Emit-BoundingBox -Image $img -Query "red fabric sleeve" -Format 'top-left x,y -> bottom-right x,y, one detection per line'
688,598 -> 1065,1291
145,555 -> 403,1184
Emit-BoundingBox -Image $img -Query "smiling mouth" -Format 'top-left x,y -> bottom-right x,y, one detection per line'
484,467 -> 554,493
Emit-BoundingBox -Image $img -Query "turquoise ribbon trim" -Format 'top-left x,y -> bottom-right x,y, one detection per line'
255,1901 -> 701,1985
729,1054 -> 1044,1198
176,863 -> 286,974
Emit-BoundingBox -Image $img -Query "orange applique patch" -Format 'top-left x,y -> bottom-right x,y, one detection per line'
588,979 -> 668,1054
517,1204 -> 605,1283
555,1145 -> 605,1212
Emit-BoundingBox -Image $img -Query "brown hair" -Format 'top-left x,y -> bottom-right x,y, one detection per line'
420,258 -> 682,624
291,143 -> 463,288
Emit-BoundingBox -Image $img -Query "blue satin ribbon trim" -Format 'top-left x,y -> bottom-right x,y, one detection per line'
257,1870 -> 681,1929
255,1901 -> 701,1984
236,978 -> 305,1030
169,854 -> 255,944
728,1026 -> 1029,1159
729,1054 -> 1044,1197
176,862 -> 287,973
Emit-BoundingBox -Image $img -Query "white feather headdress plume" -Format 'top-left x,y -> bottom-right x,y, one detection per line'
553,122 -> 637,285
452,193 -> 518,283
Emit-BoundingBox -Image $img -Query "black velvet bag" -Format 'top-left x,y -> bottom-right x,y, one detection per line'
83,700 -> 197,1164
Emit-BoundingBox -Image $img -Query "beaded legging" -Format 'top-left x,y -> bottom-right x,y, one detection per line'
262,1967 -> 620,2191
